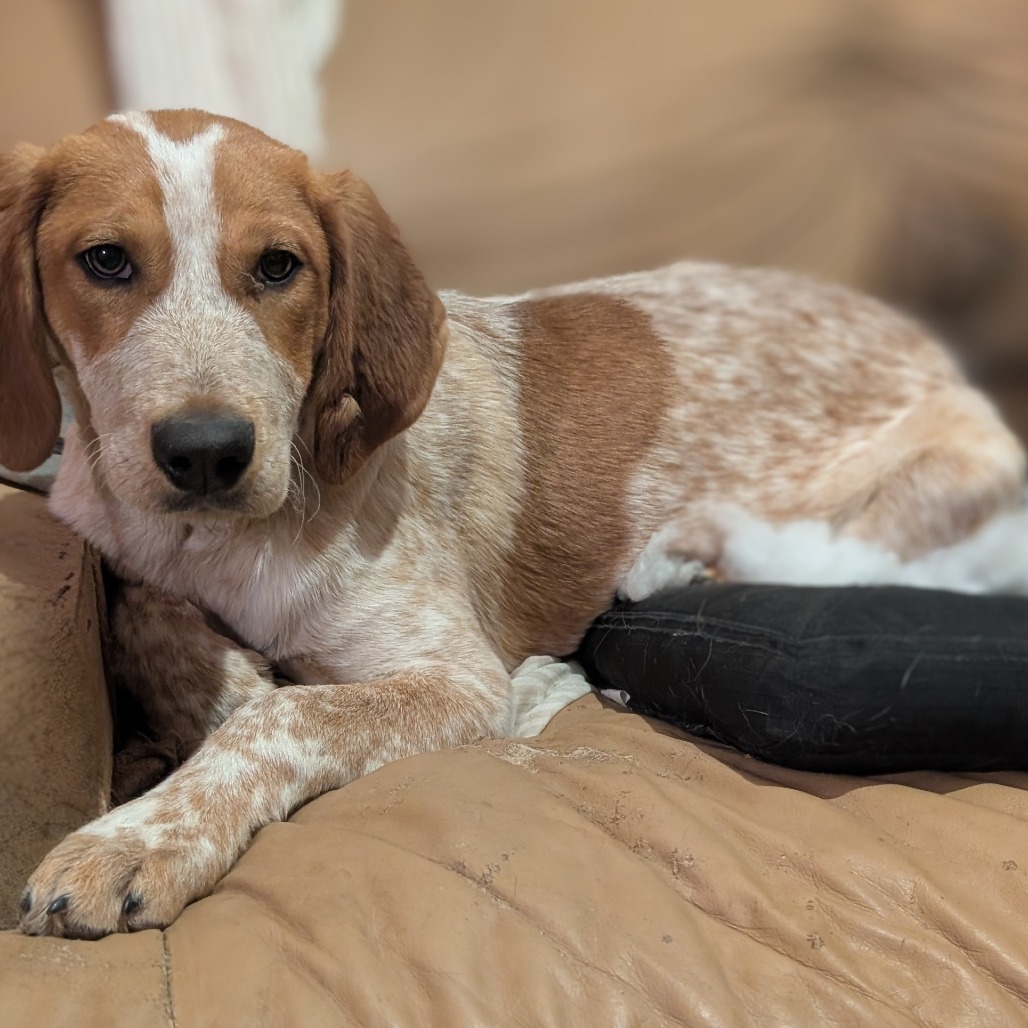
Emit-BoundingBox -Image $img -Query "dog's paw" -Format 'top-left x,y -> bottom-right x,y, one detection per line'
19,800 -> 230,938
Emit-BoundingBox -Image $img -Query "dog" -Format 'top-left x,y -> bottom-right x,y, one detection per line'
1,110 -> 1024,939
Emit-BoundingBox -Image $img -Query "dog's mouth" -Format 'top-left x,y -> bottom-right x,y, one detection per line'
159,489 -> 252,517
146,463 -> 295,522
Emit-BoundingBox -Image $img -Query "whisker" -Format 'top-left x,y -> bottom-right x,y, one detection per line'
293,441 -> 321,527
287,463 -> 306,545
81,431 -> 122,477
286,440 -> 321,539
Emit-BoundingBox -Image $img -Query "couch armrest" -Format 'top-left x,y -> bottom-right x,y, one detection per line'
0,484 -> 111,929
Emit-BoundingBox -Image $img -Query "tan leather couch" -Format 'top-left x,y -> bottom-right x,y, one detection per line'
5,481 -> 1028,1025
0,484 -> 109,923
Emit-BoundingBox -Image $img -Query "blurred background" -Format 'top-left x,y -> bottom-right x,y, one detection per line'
2,0 -> 1027,438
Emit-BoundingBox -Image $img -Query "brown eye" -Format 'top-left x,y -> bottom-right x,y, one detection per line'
81,244 -> 132,281
257,249 -> 300,284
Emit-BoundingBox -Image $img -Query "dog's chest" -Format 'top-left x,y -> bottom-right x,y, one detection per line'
129,520 -> 340,659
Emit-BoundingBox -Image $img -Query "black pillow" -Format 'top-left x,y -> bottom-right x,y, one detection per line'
575,584 -> 1028,774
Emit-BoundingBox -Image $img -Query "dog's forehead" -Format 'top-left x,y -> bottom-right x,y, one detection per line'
46,120 -> 157,207
51,111 -> 314,223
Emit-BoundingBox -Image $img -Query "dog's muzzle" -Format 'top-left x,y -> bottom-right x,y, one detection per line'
150,410 -> 255,496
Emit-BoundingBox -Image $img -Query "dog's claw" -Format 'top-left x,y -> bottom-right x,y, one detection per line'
19,807 -> 234,937
46,895 -> 69,915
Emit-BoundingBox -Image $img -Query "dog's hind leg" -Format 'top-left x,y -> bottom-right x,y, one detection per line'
823,388 -> 1025,559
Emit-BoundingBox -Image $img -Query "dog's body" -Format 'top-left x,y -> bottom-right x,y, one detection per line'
1,111 -> 1024,938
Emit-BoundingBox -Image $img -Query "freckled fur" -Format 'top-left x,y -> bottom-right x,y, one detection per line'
1,110 -> 1024,938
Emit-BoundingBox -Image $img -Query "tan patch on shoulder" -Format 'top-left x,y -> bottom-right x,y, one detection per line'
494,293 -> 674,659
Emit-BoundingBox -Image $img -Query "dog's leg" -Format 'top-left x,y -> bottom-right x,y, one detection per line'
19,657 -> 510,938
110,581 -> 278,749
825,388 -> 1026,558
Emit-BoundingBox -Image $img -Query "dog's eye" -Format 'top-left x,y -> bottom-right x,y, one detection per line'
257,249 -> 300,284
81,244 -> 132,282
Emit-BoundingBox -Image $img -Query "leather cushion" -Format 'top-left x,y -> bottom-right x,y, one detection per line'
4,696 -> 1028,1025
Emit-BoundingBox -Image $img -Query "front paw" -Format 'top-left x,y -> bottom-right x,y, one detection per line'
19,805 -> 226,938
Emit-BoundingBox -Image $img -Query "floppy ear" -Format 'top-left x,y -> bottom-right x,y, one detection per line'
310,171 -> 446,483
0,144 -> 61,472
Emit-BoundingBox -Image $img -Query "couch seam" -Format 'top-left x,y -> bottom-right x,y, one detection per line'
161,931 -> 178,1027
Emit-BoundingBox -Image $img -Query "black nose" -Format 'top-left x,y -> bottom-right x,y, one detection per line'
151,412 -> 255,495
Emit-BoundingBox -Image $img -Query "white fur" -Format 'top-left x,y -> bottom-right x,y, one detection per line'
620,523 -> 709,601
110,111 -> 226,297
719,503 -> 1028,595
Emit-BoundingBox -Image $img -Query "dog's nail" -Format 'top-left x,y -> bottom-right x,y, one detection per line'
122,893 -> 143,917
46,895 -> 69,916
19,891 -> 31,916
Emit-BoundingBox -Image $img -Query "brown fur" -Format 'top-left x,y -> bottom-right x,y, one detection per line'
210,123 -> 331,381
108,581 -> 277,750
309,171 -> 448,484
0,145 -> 62,470
147,109 -> 232,144
35,129 -> 173,363
493,294 -> 673,658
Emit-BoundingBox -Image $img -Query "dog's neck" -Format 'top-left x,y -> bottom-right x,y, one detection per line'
49,418 -> 419,650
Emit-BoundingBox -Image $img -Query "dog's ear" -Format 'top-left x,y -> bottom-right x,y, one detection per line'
310,170 -> 446,484
0,144 -> 61,472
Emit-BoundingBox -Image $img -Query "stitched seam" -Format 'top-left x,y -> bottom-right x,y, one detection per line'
161,930 -> 178,1028
438,842 -> 695,1027
597,609 -> 1028,648
591,618 -> 1028,662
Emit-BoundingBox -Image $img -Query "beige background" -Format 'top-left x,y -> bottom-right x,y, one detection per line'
2,0 -> 1027,431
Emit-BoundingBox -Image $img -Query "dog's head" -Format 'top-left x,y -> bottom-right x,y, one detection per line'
0,110 -> 445,516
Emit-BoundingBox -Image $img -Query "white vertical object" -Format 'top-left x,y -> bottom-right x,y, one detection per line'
103,0 -> 343,161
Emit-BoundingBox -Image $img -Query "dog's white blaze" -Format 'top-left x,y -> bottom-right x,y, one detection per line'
110,111 -> 225,304
106,111 -> 272,399
99,112 -> 251,401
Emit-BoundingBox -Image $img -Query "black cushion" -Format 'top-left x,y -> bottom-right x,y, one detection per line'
575,584 -> 1028,774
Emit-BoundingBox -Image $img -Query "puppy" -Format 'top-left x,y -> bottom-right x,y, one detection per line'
1,110 -> 1022,938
